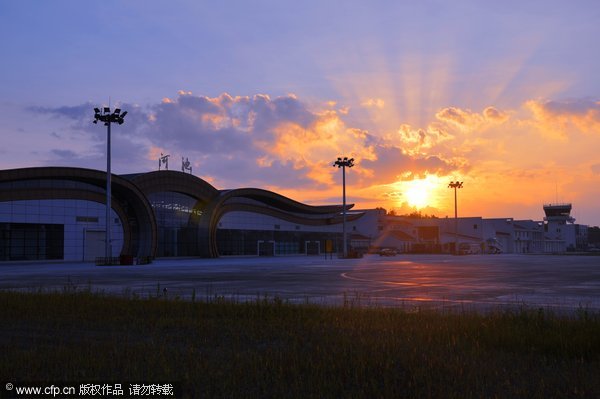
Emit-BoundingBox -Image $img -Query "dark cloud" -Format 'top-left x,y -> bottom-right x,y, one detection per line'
147,108 -> 254,153
29,101 -> 147,141
176,93 -> 222,114
145,92 -> 317,153
139,92 -> 337,188
26,93 -> 328,188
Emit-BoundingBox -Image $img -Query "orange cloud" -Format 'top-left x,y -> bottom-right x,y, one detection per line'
264,111 -> 379,187
393,123 -> 454,156
361,98 -> 385,108
483,106 -> 509,123
525,99 -> 600,139
435,106 -> 509,132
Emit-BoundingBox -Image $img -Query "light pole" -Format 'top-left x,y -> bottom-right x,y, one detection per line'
333,156 -> 354,258
448,181 -> 463,255
93,107 -> 127,261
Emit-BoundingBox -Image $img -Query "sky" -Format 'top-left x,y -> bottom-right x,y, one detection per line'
1,1 -> 600,225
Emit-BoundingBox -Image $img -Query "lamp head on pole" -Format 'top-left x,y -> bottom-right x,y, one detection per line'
93,106 -> 127,126
448,181 -> 463,189
333,156 -> 355,168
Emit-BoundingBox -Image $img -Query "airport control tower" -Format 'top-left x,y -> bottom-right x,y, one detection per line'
543,203 -> 575,224
543,203 -> 576,251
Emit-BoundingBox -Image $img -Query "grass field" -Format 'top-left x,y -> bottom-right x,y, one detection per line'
1,290 -> 599,398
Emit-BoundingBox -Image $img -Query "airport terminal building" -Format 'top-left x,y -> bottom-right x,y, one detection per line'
0,167 -> 361,261
0,167 -> 591,262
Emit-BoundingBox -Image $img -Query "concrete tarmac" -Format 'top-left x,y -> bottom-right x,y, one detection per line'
1,254 -> 599,312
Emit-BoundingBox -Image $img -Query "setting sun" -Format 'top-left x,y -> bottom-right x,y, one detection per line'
400,176 -> 440,209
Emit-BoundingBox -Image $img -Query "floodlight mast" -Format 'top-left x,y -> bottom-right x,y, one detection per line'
448,181 -> 463,255
333,157 -> 355,258
93,107 -> 127,261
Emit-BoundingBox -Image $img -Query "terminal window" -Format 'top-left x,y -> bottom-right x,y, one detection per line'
0,223 -> 64,261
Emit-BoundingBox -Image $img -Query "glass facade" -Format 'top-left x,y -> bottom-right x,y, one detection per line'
148,192 -> 207,257
215,211 -> 343,256
216,229 -> 341,256
147,194 -> 344,257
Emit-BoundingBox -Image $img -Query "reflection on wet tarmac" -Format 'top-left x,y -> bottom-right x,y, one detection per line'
1,254 -> 599,313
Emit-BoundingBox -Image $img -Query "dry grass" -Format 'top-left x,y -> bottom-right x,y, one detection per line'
1,290 -> 599,398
